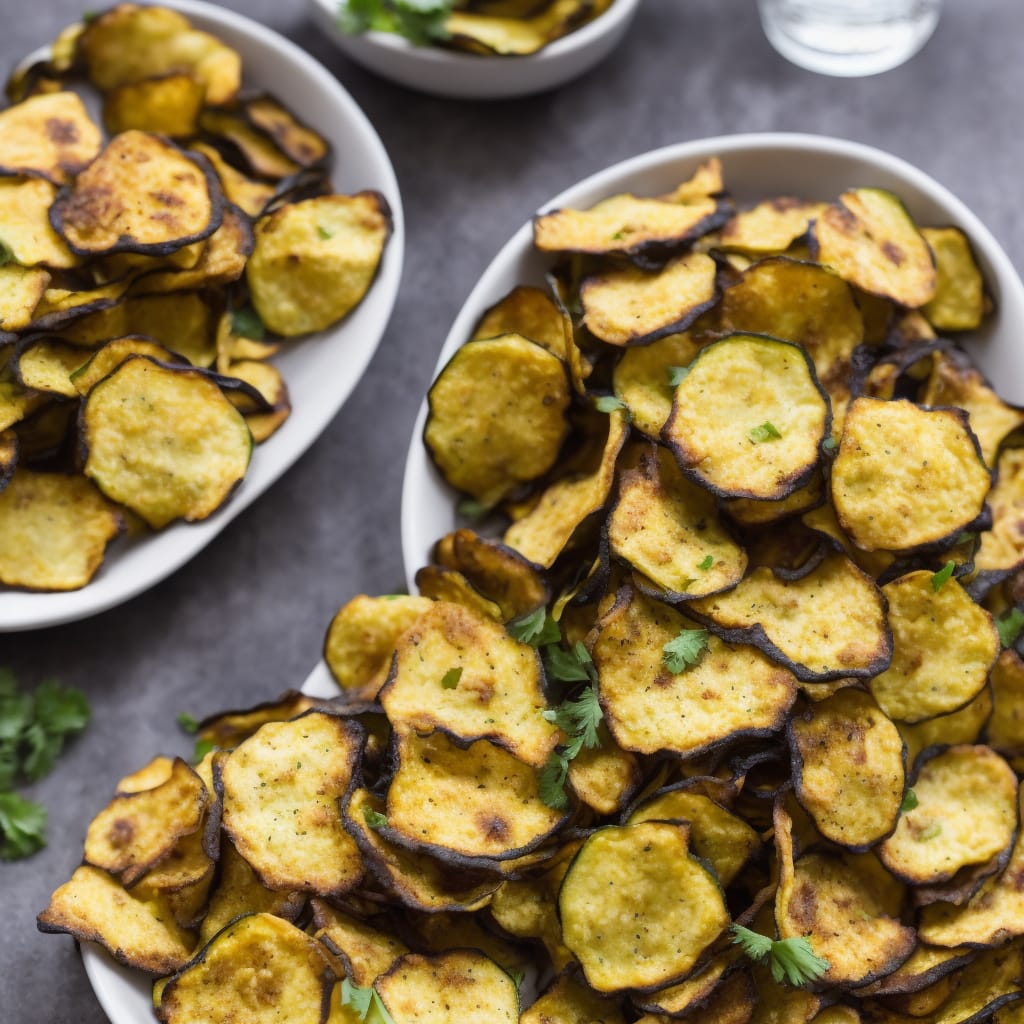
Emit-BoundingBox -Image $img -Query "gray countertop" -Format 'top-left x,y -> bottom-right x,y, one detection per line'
2,1 -> 1023,1021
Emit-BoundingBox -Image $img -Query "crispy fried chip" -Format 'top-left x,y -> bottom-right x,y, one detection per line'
976,448 -> 1024,579
0,91 -> 102,184
0,264 -> 50,331
189,142 -> 275,219
0,177 -> 78,268
311,899 -> 408,986
921,226 -> 986,331
470,284 -> 566,360
102,73 -> 205,137
520,973 -> 627,1024
243,94 -> 330,168
70,336 -> 183,395
988,649 -> 1024,763
719,198 -> 826,253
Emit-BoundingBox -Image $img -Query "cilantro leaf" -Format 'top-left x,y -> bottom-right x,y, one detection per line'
930,560 -> 956,591
996,607 -> 1024,649
748,422 -> 782,443
0,792 -> 47,860
543,642 -> 594,684
363,806 -> 388,831
595,395 -> 626,413
192,738 -> 215,764
34,680 -> 90,737
177,712 -> 199,734
731,925 -> 830,987
662,628 -> 710,673
542,684 -> 603,751
539,752 -> 570,810
317,225 -> 334,240
21,723 -> 62,783
508,607 -> 561,647
340,977 -> 398,1024
697,555 -> 714,571
900,789 -> 918,812
667,365 -> 690,386
440,667 -> 462,690
338,0 -> 452,45
230,303 -> 265,340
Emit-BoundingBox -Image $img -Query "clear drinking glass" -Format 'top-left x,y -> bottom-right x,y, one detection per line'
757,0 -> 943,77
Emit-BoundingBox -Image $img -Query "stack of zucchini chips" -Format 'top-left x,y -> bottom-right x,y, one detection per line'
37,105 -> 1024,1024
0,4 -> 390,591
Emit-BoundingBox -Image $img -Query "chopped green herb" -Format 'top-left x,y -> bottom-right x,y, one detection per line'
441,667 -> 462,690
542,684 -> 603,751
543,641 -> 596,684
363,806 -> 388,831
900,789 -> 919,812
508,969 -> 525,992
918,822 -> 942,841
595,395 -> 626,413
0,793 -> 47,861
930,560 -> 956,591
340,976 -> 397,1023
0,240 -> 15,268
662,628 -> 710,673
508,606 -> 561,647
192,738 -> 215,764
730,924 -> 830,987
456,497 -> 490,523
667,365 -> 690,387
539,751 -> 571,810
697,555 -> 714,571
338,0 -> 452,45
230,303 -> 265,341
748,421 -> 783,443
317,225 -> 334,240
996,607 -> 1024,649
176,712 -> 199,734
822,436 -> 838,453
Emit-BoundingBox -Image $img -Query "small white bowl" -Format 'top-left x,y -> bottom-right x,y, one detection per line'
400,132 -> 1024,585
308,0 -> 642,100
0,0 -> 404,633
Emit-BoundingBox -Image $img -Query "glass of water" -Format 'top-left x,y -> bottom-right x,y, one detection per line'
757,0 -> 943,77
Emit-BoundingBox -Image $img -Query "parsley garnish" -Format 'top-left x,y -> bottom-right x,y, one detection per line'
662,628 -> 710,673
340,977 -> 397,1024
748,422 -> 782,443
544,641 -> 596,684
730,924 -> 830,986
930,560 -> 956,591
176,712 -> 199,734
192,738 -> 215,764
900,789 -> 919,813
363,806 -> 388,831
317,225 -> 334,240
0,671 -> 89,859
456,497 -> 490,523
338,0 -> 452,45
595,395 -> 626,413
508,607 -> 561,647
542,684 -> 603,752
697,555 -> 714,571
230,303 -> 265,341
441,667 -> 462,690
667,365 -> 690,386
996,607 -> 1024,649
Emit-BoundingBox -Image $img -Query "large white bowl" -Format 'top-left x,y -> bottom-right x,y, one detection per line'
401,132 -> 1024,588
0,0 -> 404,633
308,0 -> 642,100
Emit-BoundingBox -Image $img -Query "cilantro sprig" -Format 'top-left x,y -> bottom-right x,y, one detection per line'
930,560 -> 956,591
996,607 -> 1024,649
730,924 -> 830,986
338,0 -> 453,45
508,606 -> 561,647
662,628 -> 710,674
340,977 -> 397,1024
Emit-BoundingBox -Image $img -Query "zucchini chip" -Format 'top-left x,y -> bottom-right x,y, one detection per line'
189,142 -> 276,220
227,359 -> 290,444
989,649 -> 1024,764
414,565 -> 504,620
0,264 -> 51,332
194,689 -> 319,751
242,94 -> 331,169
566,725 -> 641,815
558,822 -> 729,993
37,865 -> 195,975
663,334 -> 830,501
51,131 -> 220,257
246,192 -> 390,336
0,91 -> 102,184
976,448 -> 1024,581
102,73 -> 205,137
520,973 -> 627,1024
374,950 -> 519,1023
379,600 -> 557,767
312,899 -> 408,986
869,571 -> 998,723
157,913 -> 333,1024
502,408 -> 628,567
71,337 -> 183,396
81,357 -> 253,530
921,226 -> 986,331
789,688 -> 905,850
688,554 -> 892,682
719,198 -> 826,254
470,284 -> 566,359
633,950 -> 745,1018
831,397 -> 991,552
383,729 -> 567,865
580,251 -> 718,346
813,188 -> 936,307
0,177 -> 79,269
14,337 -> 91,396
607,444 -> 747,601
878,745 -> 1018,886
0,469 -> 122,591
424,333 -> 571,507
220,712 -> 365,897
898,685 -> 993,769
591,587 -> 797,756
724,469 -> 826,528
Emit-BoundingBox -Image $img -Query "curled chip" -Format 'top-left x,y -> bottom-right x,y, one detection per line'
520,973 -> 627,1024
425,333 -> 571,507
470,284 -> 567,358
832,396 -> 991,552
719,197 -> 825,253
558,821 -> 729,992
311,899 -> 408,986
101,74 -> 205,137
246,192 -> 390,336
664,334 -> 830,501
0,177 -> 78,269
81,357 -> 252,530
922,226 -> 986,331
50,131 -> 220,256
0,91 -> 102,183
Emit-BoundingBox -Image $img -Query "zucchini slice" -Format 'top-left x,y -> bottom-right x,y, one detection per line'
0,91 -> 102,184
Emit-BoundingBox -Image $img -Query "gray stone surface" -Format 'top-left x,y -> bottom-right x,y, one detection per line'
2,1 -> 1023,1021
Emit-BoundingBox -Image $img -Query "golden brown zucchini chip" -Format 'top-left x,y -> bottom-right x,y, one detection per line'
580,251 -> 718,347
37,865 -> 195,975
79,3 -> 241,105
51,131 -> 221,257
724,470 -> 826,528
633,950 -> 745,1019
812,188 -> 936,308
380,600 -> 557,767
102,73 -> 205,137
324,594 -> 433,702
413,565 -> 503,621
0,91 -> 102,184
898,685 -> 993,769
424,333 -> 571,508
242,94 -> 331,169
607,444 -> 747,601
311,899 -> 407,987
227,359 -> 290,444
831,397 -> 991,553
663,334 -> 830,501
520,973 -> 628,1024
157,913 -> 333,1024
374,949 -> 519,1023
81,357 -> 252,530
921,226 -> 986,332
718,198 -> 826,254
988,648 -> 1024,763
13,336 -> 91,396
115,755 -> 175,795
870,571 -> 997,723
0,469 -> 122,590
854,944 -> 974,998
197,108 -> 302,180
70,336 -> 184,396
220,711 -> 365,897
83,756 -> 207,886
470,284 -> 566,360
789,689 -> 905,850
503,408 -> 628,567
611,329 -> 704,438
383,729 -> 567,865
0,264 -> 50,331
246,191 -> 390,336
566,725 -> 641,815
878,745 -> 1018,886
193,689 -> 319,752
558,821 -> 729,993
591,587 -> 797,756
976,448 -> 1024,582
534,189 -> 726,262
189,142 -> 276,220
0,177 -> 79,269
688,554 -> 891,682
